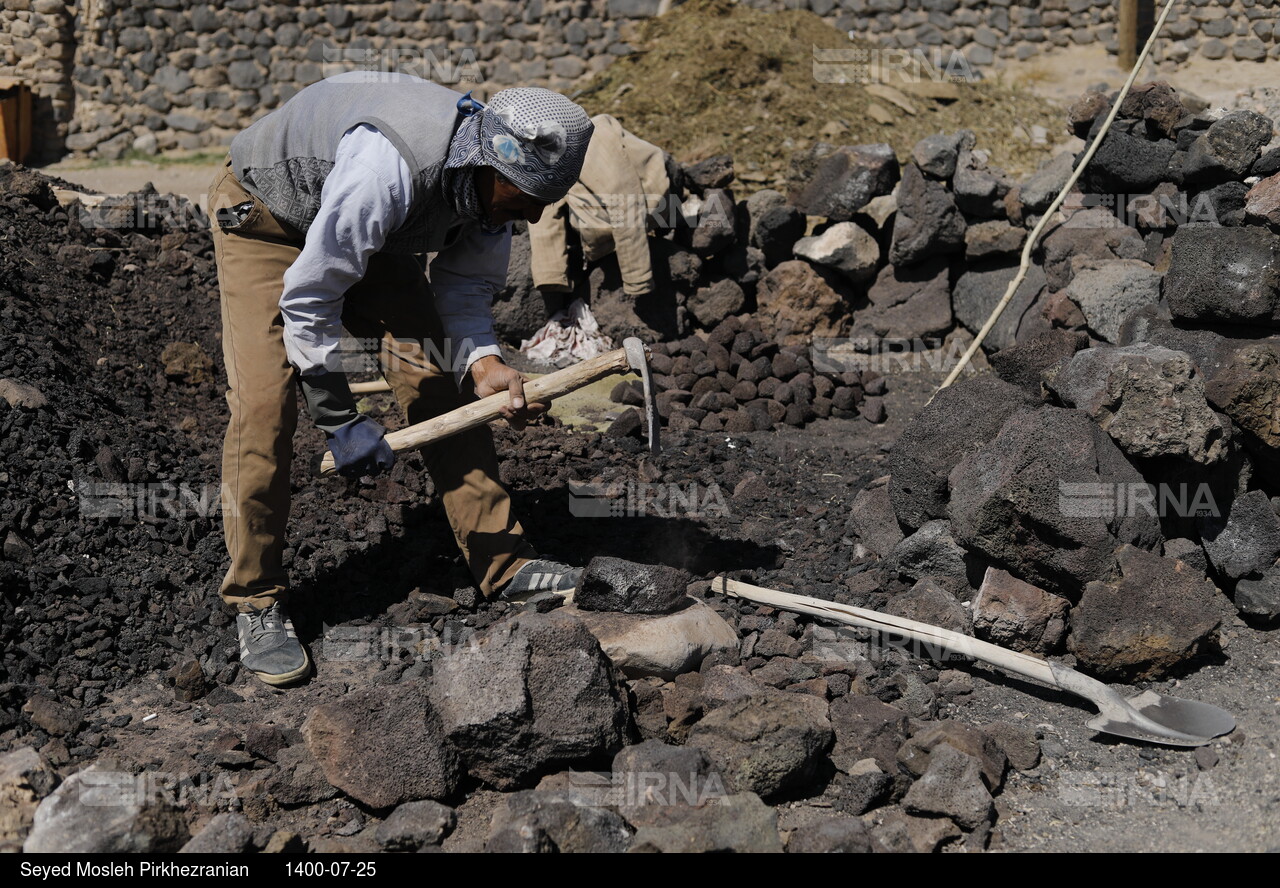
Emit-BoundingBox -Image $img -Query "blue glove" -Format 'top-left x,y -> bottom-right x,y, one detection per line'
328,415 -> 396,478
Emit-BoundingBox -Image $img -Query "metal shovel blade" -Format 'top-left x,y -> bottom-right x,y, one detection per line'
1085,690 -> 1237,748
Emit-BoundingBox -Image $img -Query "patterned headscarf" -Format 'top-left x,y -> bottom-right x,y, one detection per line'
442,88 -> 594,229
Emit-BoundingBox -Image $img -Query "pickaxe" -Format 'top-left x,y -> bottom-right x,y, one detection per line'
318,337 -> 660,477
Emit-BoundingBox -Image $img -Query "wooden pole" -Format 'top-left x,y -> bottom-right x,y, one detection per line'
1118,0 -> 1139,70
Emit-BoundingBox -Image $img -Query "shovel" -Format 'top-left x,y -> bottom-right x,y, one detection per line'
319,337 -> 660,476
717,578 -> 1236,748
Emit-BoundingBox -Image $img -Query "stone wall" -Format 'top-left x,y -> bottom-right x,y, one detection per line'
2,0 -> 1277,162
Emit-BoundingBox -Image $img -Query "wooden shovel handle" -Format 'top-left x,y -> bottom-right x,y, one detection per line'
717,578 -> 1058,686
319,347 -> 634,477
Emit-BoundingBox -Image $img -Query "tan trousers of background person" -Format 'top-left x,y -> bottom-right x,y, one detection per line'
208,158 -> 538,612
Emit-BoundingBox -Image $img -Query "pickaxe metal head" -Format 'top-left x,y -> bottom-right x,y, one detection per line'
623,337 -> 661,455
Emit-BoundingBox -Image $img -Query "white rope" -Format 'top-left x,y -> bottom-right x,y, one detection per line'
931,0 -> 1182,399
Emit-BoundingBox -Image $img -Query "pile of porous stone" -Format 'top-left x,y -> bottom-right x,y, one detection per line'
848,82 -> 1280,686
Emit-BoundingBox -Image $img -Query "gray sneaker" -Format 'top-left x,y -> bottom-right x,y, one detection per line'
499,559 -> 583,601
237,602 -> 311,686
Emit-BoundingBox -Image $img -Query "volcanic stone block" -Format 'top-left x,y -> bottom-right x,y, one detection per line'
1234,567 -> 1280,623
896,720 -> 1008,791
688,278 -> 746,328
829,694 -> 911,775
948,406 -> 1163,598
786,818 -> 876,853
1079,130 -> 1176,193
685,188 -> 736,256
687,693 -> 833,802
303,679 -> 461,808
24,767 -> 189,853
428,611 -> 628,790
566,600 -> 738,680
1200,489 -> 1280,581
793,221 -> 880,284
179,813 -> 255,854
788,142 -> 899,221
912,130 -> 968,180
964,219 -> 1025,260
972,566 -> 1069,653
888,522 -> 972,597
1049,344 -> 1230,464
375,800 -> 456,851
890,163 -> 966,266
901,745 -> 994,831
953,147 -> 1011,218
1117,81 -> 1186,139
989,328 -> 1090,395
627,791 -> 783,853
1040,209 -> 1145,291
1062,260 -> 1161,343
755,259 -> 852,344
684,154 -> 734,192
1020,151 -> 1075,216
885,577 -> 971,634
851,255 -> 952,342
486,790 -> 632,853
1182,110 -> 1274,184
1165,225 -> 1280,327
747,189 -> 806,268
611,741 -> 724,827
952,260 -> 1049,352
1068,544 -> 1221,679
576,556 -> 692,614
888,374 -> 1039,530
1245,172 -> 1280,225
850,482 -> 904,558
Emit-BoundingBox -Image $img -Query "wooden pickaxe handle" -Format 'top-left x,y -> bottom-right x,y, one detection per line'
318,345 -> 639,477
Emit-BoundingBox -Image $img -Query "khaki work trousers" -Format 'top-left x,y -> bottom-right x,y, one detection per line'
208,158 -> 536,612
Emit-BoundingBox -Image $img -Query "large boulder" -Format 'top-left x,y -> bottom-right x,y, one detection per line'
1048,344 -> 1230,465
948,406 -> 1163,599
1164,224 -> 1280,327
428,611 -> 629,790
890,163 -> 966,266
888,374 -> 1040,530
1069,544 -> 1222,679
303,679 -> 461,808
686,693 -> 833,802
788,142 -> 899,221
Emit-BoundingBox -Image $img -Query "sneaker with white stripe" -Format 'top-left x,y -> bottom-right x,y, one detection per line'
237,602 -> 311,686
499,559 -> 583,601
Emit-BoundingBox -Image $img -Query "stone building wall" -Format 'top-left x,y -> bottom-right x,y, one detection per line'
1,0 -> 1276,162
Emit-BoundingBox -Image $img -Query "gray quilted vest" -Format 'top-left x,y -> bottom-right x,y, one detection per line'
229,72 -> 463,254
